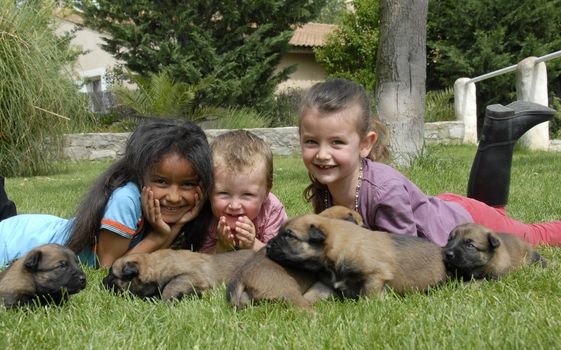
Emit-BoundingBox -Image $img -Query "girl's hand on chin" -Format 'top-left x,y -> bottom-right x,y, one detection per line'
142,186 -> 172,239
142,186 -> 203,241
171,187 -> 203,234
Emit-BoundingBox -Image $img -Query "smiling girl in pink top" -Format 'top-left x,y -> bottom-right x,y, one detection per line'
299,78 -> 561,246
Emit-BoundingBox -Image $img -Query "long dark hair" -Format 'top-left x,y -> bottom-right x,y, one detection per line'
66,118 -> 214,253
298,79 -> 389,212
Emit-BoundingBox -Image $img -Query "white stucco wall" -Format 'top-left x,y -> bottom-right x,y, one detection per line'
275,51 -> 327,92
56,18 -> 123,92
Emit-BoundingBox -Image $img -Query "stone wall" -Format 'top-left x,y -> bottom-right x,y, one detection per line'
423,121 -> 465,145
62,122 -> 467,161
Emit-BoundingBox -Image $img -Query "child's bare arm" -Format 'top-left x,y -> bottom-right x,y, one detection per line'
96,229 -> 131,267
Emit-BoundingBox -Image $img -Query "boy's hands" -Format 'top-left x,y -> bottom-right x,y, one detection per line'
232,216 -> 257,250
216,216 -> 259,251
216,217 -> 237,251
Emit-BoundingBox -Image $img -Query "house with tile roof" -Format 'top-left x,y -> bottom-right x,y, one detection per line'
55,11 -> 335,104
276,23 -> 337,91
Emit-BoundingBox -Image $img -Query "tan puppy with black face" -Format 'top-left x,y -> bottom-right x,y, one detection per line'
0,244 -> 87,309
443,222 -> 547,280
103,249 -> 254,300
266,214 -> 447,299
226,206 -> 361,309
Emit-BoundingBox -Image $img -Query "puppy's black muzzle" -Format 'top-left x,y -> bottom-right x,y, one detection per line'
102,273 -> 118,292
267,234 -> 324,272
265,236 -> 292,265
443,249 -> 456,262
69,271 -> 87,293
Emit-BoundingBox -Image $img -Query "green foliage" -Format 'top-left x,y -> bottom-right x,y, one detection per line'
89,111 -> 138,133
112,70 -> 209,120
3,145 -> 561,348
425,88 -> 455,122
314,0 -> 347,24
80,0 -> 327,111
0,0 -> 91,177
199,107 -> 273,129
427,0 -> 561,116
314,0 -> 380,92
270,88 -> 305,127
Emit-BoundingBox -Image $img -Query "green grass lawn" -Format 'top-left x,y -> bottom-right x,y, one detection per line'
2,144 -> 561,349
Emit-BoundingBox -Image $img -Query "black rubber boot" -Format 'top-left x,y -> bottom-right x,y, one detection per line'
467,101 -> 556,207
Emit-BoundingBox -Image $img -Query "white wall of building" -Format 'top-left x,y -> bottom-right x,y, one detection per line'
56,18 -> 123,93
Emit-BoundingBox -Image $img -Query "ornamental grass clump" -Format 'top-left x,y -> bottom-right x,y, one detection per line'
0,1 -> 90,176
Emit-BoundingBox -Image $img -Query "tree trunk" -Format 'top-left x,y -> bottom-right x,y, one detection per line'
374,0 -> 428,167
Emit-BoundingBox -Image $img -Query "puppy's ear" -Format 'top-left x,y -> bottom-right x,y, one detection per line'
122,261 -> 140,279
344,213 -> 358,225
487,233 -> 501,249
24,251 -> 42,272
447,230 -> 456,241
308,224 -> 326,244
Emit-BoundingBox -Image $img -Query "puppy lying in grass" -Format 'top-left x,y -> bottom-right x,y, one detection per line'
0,243 -> 86,309
443,222 -> 547,280
226,206 -> 361,309
103,249 -> 253,300
266,211 -> 447,300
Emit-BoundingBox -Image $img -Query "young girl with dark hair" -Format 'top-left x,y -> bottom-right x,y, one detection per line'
0,119 -> 214,267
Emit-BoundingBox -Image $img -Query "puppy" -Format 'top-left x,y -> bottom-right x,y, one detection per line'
443,222 -> 547,280
103,249 -> 254,300
317,205 -> 364,226
226,206 -> 359,309
226,248 -> 333,310
266,214 -> 447,299
0,244 -> 87,309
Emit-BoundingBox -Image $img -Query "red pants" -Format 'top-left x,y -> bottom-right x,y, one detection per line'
437,193 -> 561,246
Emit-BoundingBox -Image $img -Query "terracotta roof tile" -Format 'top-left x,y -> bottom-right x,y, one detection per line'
289,23 -> 337,47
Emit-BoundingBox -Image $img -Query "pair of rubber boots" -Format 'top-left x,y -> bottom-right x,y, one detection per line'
467,100 -> 556,207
